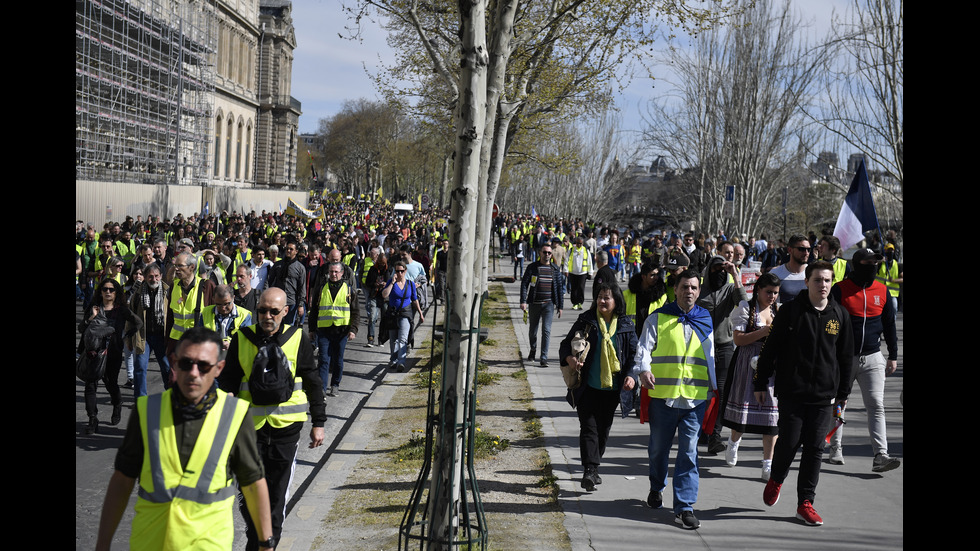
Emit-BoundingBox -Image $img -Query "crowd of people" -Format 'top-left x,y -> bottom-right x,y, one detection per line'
77,202 -> 903,545
503,214 -> 902,530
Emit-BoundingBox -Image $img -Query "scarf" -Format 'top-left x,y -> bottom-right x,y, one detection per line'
142,283 -> 167,327
655,301 -> 713,347
597,315 -> 620,389
170,380 -> 219,420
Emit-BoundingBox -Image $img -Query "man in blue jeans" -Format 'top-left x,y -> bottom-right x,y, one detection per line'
309,262 -> 359,397
520,244 -> 564,367
129,264 -> 172,396
632,269 -> 716,530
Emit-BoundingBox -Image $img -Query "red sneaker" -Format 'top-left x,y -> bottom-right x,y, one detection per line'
763,478 -> 781,506
796,500 -> 824,526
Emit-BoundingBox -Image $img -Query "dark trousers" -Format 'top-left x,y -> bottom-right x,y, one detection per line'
242,423 -> 301,550
84,347 -> 122,417
576,385 -> 621,468
771,400 -> 833,506
709,340 -> 734,441
569,273 -> 587,306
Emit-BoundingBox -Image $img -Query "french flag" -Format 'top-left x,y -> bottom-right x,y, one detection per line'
833,159 -> 880,252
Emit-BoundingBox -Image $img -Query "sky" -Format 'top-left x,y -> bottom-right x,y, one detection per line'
290,0 -> 851,143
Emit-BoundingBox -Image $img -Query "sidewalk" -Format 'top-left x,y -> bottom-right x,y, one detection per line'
501,268 -> 904,550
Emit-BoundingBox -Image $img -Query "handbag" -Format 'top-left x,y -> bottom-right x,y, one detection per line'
561,326 -> 591,389
76,345 -> 109,383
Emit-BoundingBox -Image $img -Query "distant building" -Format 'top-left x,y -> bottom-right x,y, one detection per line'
76,0 -> 301,189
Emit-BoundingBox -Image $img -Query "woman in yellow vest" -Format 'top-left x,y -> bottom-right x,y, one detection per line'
559,281 -> 638,492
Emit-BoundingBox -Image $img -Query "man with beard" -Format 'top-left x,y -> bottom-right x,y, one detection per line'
770,235 -> 811,305
130,264 -> 172,397
219,288 -> 325,550
696,254 -> 747,455
827,249 -> 901,472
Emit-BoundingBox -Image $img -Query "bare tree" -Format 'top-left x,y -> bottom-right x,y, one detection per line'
643,0 -> 827,239
502,109 -> 640,222
807,0 -> 902,201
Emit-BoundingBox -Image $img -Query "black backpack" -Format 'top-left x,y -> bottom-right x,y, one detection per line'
242,325 -> 299,406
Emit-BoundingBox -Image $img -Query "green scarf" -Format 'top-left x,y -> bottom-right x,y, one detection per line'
597,316 -> 620,389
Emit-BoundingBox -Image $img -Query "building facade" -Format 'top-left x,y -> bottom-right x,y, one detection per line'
76,0 -> 300,192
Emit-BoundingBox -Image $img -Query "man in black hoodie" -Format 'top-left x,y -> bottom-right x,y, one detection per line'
755,260 -> 853,526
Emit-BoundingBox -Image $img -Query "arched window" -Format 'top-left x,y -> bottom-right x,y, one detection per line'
225,116 -> 233,178
244,121 -> 252,181
236,119 -> 243,180
214,114 -> 222,177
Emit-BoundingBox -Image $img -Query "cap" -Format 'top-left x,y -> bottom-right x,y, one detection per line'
884,243 -> 895,251
665,255 -> 690,270
178,238 -> 195,249
852,248 -> 883,263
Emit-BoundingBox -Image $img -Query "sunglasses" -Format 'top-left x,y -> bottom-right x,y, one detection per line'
395,269 -> 406,273
256,307 -> 283,316
102,287 -> 117,293
795,247 -> 812,252
176,358 -> 218,374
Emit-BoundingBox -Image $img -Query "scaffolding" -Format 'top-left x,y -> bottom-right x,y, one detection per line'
76,0 -> 216,186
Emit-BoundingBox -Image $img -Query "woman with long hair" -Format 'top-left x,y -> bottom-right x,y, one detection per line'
721,272 -> 781,479
78,278 -> 142,434
559,281 -> 638,491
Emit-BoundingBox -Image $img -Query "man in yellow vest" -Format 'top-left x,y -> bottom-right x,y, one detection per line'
95,326 -> 274,551
565,235 -> 591,310
166,252 -> 217,359
876,243 -> 901,320
632,269 -> 717,530
201,285 -> 253,359
309,262 -> 360,397
218,287 -> 326,551
623,262 -> 668,336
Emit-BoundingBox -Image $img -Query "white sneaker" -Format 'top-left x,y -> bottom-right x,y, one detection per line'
725,438 -> 739,466
761,460 -> 772,481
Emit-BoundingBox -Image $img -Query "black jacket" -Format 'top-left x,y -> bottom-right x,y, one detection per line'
558,310 -> 638,408
754,290 -> 854,406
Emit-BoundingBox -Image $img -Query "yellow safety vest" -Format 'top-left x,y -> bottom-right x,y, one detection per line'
647,313 -> 710,401
566,246 -> 590,274
201,305 -> 252,346
361,257 -> 374,285
169,277 -> 204,339
876,260 -> 900,297
317,283 -> 351,328
235,325 -> 308,429
116,239 -> 137,267
623,290 -> 667,325
627,245 -> 642,264
131,390 -> 248,551
831,257 -> 847,285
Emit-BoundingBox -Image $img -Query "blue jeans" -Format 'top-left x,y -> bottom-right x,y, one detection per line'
513,257 -> 524,279
317,331 -> 349,389
365,297 -> 379,340
647,398 -> 706,514
388,316 -> 411,366
133,332 -> 171,398
527,302 -> 554,360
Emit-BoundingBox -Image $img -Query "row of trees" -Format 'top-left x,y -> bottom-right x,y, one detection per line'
303,0 -> 901,543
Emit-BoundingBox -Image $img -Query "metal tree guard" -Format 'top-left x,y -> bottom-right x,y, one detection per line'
399,287 -> 489,550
